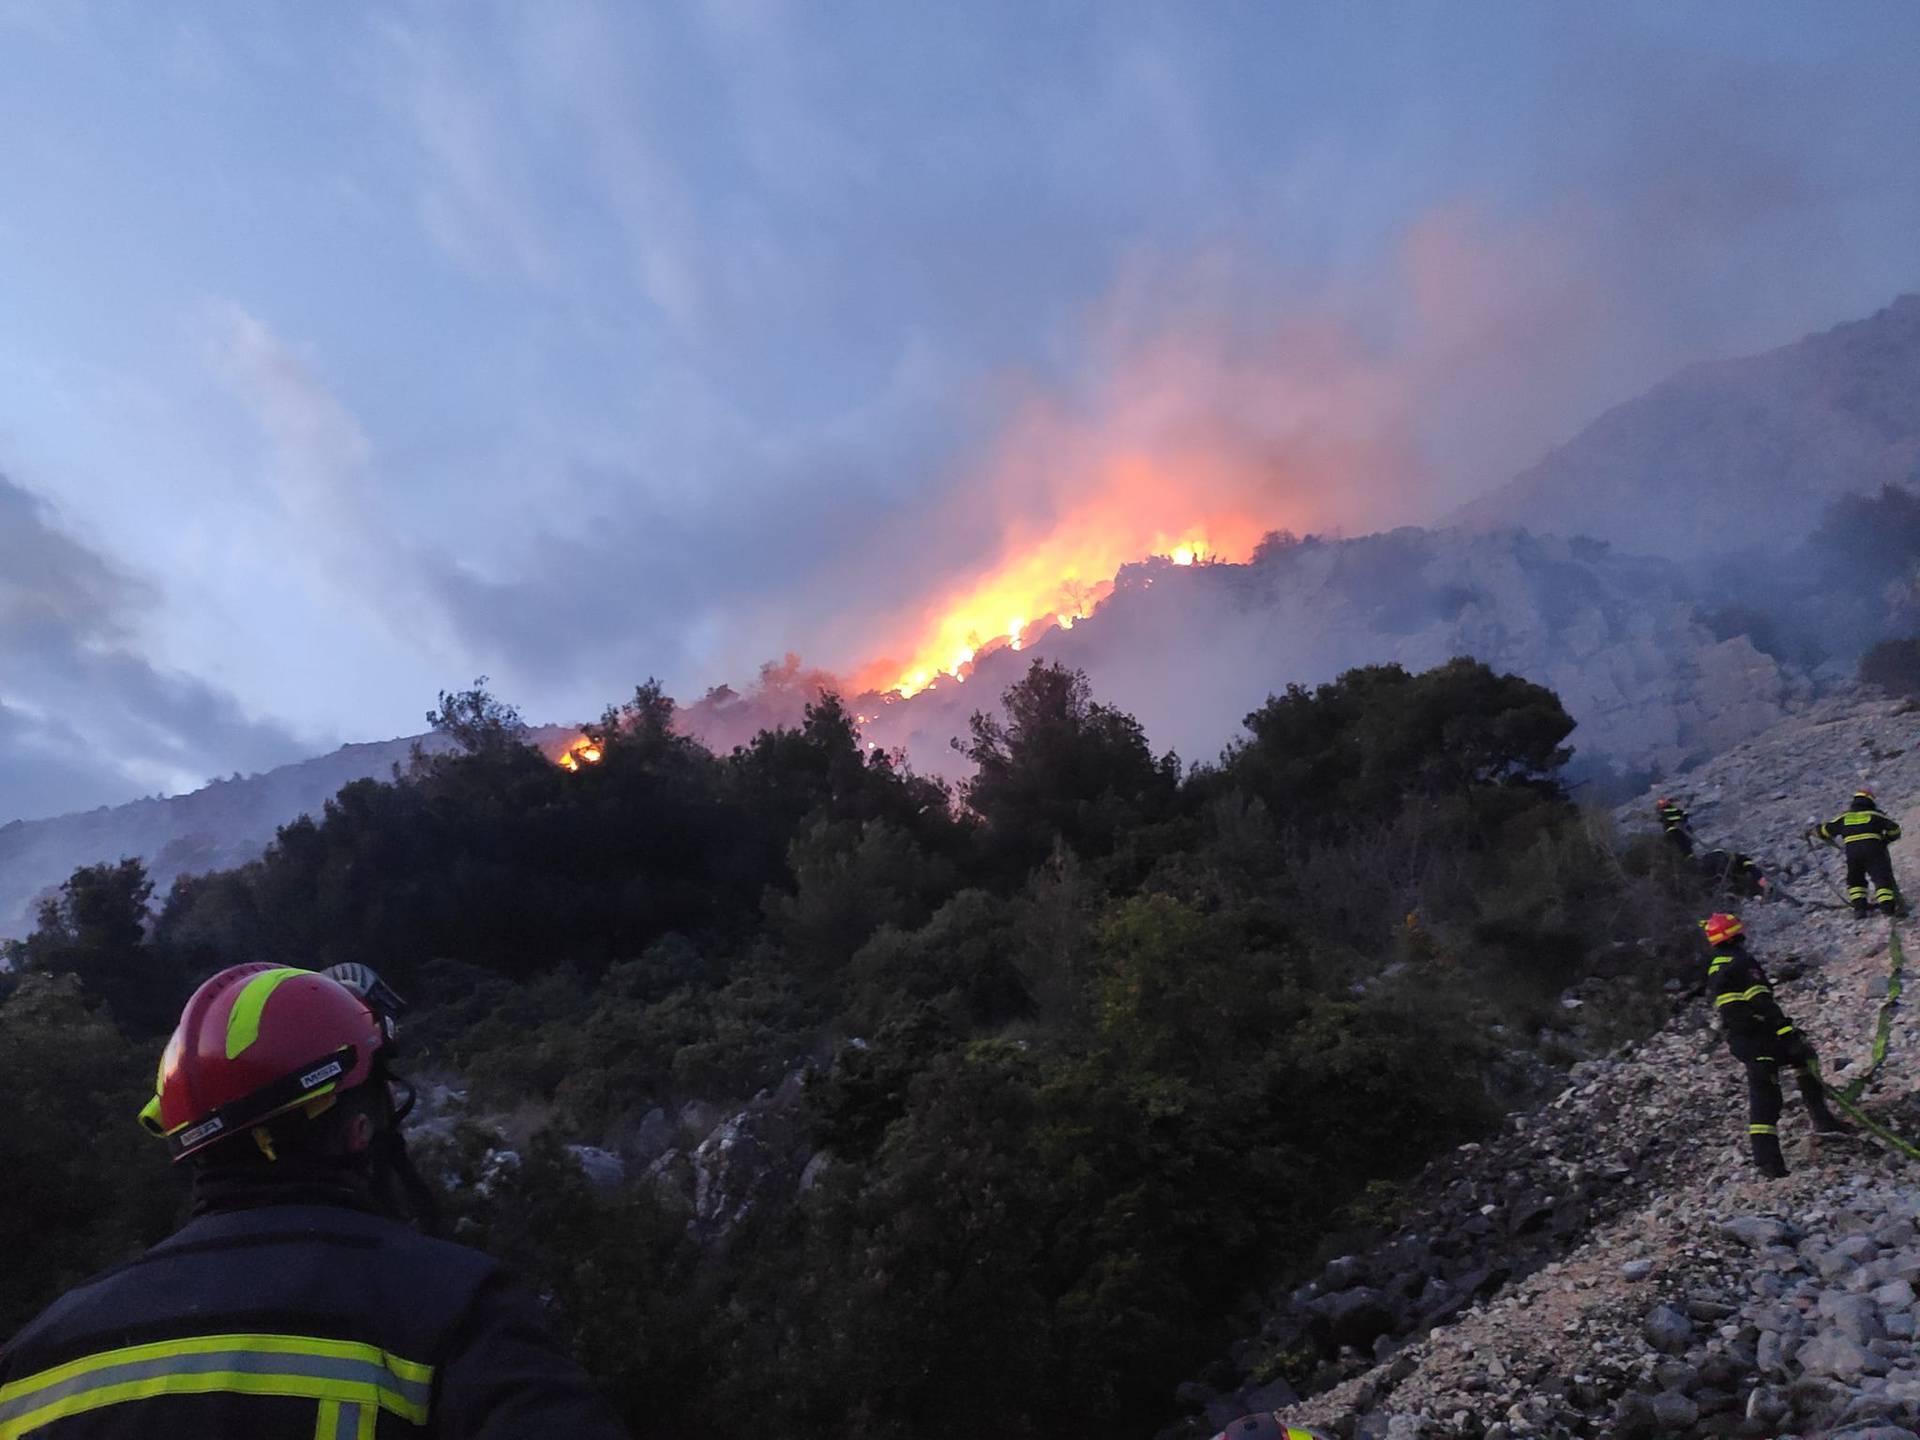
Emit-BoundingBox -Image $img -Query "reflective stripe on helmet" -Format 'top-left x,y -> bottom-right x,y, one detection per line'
1700,913 -> 1743,945
225,967 -> 315,1059
0,1332 -> 432,1435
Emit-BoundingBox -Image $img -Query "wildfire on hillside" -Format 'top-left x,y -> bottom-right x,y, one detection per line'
555,737 -> 604,772
855,511 -> 1268,698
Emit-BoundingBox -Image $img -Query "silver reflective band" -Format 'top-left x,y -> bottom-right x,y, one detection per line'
0,1335 -> 432,1435
320,1398 -> 372,1440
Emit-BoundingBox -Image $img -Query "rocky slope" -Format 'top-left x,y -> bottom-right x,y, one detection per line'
1165,693 -> 1920,1439
1455,295 -> 1920,559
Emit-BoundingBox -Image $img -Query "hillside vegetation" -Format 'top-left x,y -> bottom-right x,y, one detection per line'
1,660 -> 1706,1439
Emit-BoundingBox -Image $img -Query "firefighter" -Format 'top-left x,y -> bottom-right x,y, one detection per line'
1697,847 -> 1769,900
1207,1417 -> 1330,1440
1655,796 -> 1694,856
1814,788 -> 1904,915
0,963 -> 631,1439
1701,913 -> 1848,1177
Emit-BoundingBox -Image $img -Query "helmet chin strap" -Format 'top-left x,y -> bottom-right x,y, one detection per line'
360,1061 -> 441,1235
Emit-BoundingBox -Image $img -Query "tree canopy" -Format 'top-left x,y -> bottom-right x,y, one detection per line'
1,658 -> 1704,1439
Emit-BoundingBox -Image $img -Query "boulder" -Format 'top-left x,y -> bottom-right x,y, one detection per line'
563,1145 -> 624,1190
1310,1287 -> 1399,1350
1649,1390 -> 1699,1430
1797,1331 -> 1878,1381
1823,1293 -> 1888,1345
1644,1304 -> 1695,1355
1722,1215 -> 1793,1249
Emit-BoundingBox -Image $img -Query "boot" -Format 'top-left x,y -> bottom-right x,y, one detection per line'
1798,1075 -> 1853,1135
1750,1130 -> 1788,1178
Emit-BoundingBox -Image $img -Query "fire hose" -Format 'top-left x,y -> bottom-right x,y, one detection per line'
1674,815 -> 1916,1158
1817,1071 -> 1920,1166
1812,918 -> 1920,1165
1838,917 -> 1906,1103
1777,827 -> 1862,912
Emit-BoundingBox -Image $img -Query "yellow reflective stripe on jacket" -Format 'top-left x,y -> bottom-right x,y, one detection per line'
1832,810 -> 1898,843
1715,985 -> 1772,1006
0,1332 -> 432,1436
315,1398 -> 378,1440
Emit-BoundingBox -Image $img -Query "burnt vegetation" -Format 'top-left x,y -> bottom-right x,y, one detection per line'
1,658 -> 1708,1439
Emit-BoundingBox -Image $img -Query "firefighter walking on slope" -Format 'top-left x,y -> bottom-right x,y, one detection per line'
1813,787 -> 1905,915
1701,912 -> 1849,1177
1655,797 -> 1694,856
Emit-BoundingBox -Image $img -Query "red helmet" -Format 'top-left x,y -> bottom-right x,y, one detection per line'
138,964 -> 384,1161
1700,913 -> 1744,947
1207,1418 -> 1328,1440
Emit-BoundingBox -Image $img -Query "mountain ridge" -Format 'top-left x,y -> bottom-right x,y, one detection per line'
0,525 -> 1814,942
1453,294 -> 1920,558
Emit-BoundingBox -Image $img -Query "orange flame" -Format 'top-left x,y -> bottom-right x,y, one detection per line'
555,737 -> 604,772
857,457 -> 1270,696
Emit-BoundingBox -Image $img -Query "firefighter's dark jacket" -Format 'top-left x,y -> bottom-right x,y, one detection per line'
1707,942 -> 1798,1063
0,1187 -> 631,1439
1816,805 -> 1902,847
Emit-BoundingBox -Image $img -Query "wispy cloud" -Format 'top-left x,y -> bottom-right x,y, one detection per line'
0,472 -> 308,821
3,0 -> 1919,811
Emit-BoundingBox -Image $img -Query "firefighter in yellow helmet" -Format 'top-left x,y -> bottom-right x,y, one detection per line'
1814,788 -> 1904,915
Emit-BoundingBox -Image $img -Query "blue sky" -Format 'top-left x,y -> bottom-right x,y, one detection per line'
3,1 -> 1919,821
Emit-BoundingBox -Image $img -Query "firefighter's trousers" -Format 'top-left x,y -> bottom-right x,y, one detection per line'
1844,841 -> 1900,913
1744,1050 -> 1844,1173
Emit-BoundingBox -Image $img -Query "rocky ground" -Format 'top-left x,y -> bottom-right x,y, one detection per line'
1164,693 -> 1920,1440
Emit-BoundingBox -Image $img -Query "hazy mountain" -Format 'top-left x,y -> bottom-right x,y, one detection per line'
1456,294 -> 1920,557
4,519 -> 1816,944
0,727 -> 589,943
0,738 -> 424,943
